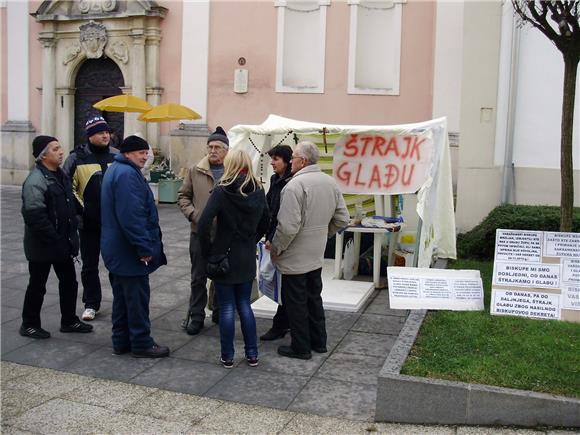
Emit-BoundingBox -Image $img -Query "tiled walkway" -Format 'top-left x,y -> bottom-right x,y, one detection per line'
1,185 -> 408,421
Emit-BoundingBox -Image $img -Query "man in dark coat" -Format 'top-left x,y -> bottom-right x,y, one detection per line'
63,116 -> 117,322
261,144 -> 293,341
20,136 -> 93,338
101,135 -> 169,358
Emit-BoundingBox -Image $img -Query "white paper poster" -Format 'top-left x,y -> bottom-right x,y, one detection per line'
543,232 -> 580,258
387,267 -> 483,310
491,289 -> 561,320
494,230 -> 542,263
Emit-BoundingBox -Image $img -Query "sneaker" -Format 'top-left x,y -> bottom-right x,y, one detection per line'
82,308 -> 97,321
246,356 -> 259,367
60,321 -> 93,333
220,357 -> 234,369
19,326 -> 51,339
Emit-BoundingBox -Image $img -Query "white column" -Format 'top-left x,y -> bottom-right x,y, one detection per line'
179,0 -> 209,124
130,28 -> 147,140
7,0 -> 29,122
146,28 -> 161,145
40,32 -> 56,135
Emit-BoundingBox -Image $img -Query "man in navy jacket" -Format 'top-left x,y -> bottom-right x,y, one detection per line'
101,135 -> 169,358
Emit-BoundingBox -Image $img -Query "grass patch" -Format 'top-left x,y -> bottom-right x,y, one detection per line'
401,259 -> 580,398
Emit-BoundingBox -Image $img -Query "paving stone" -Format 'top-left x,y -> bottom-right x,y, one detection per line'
288,377 -> 377,421
1,423 -> 37,435
148,271 -> 189,290
373,423 -> 456,434
151,307 -> 190,332
2,306 -> 23,324
61,378 -> 156,411
191,401 -> 295,434
316,352 -> 384,385
335,331 -> 397,357
150,327 -> 194,353
324,309 -> 360,331
456,428 -> 543,434
126,389 -> 223,424
4,366 -> 94,398
3,337 -> 100,370
172,334 -> 246,363
351,313 -> 406,335
149,287 -> 190,309
64,346 -> 161,382
1,329 -> 35,356
0,361 -> 38,384
1,388 -> 54,420
8,398 -> 190,434
254,341 -> 328,377
280,414 -> 372,434
131,357 -> 228,395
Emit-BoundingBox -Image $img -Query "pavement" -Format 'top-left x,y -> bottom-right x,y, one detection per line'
1,185 -> 575,434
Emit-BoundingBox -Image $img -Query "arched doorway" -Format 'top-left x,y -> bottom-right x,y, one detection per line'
74,58 -> 124,149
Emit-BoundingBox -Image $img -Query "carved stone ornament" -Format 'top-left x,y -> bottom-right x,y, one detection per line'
63,43 -> 81,65
79,21 -> 107,59
109,41 -> 129,64
79,0 -> 117,14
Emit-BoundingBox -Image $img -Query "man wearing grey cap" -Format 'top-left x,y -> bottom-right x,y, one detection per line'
20,136 -> 93,338
177,126 -> 229,335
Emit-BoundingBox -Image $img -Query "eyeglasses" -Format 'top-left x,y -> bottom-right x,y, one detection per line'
291,155 -> 304,161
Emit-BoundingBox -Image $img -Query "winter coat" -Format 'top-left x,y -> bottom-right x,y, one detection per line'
265,168 -> 292,242
62,143 -> 117,231
271,164 -> 350,275
21,163 -> 79,262
100,154 -> 167,277
177,156 -> 215,233
197,176 -> 269,284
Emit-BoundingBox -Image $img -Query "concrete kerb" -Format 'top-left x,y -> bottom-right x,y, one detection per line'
375,263 -> 580,428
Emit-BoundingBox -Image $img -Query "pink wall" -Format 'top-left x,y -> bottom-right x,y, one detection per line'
207,1 -> 436,130
1,6 -> 7,125
29,1 -> 43,132
158,0 -> 183,136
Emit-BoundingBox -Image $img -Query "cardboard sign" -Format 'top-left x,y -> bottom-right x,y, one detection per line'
491,229 -> 580,322
387,266 -> 483,310
332,133 -> 434,194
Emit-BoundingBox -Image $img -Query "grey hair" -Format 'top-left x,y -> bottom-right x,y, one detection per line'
35,145 -> 50,163
295,141 -> 319,165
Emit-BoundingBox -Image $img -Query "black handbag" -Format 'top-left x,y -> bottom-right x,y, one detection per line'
206,251 -> 230,279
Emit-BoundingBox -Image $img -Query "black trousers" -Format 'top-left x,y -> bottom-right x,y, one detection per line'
271,303 -> 289,331
79,229 -> 101,311
282,268 -> 326,354
187,232 -> 208,326
22,259 -> 79,328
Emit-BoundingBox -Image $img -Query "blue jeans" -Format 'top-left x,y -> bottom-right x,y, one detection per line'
109,273 -> 155,352
215,281 -> 257,360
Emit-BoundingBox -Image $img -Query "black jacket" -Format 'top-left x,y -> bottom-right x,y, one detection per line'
198,176 -> 269,284
265,169 -> 292,242
62,143 -> 117,231
21,164 -> 79,262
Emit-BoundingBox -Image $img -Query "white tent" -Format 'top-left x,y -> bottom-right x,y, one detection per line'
229,114 -> 456,268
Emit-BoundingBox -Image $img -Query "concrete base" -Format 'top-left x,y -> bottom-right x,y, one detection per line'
1,125 -> 36,186
166,124 -> 211,175
252,259 -> 375,318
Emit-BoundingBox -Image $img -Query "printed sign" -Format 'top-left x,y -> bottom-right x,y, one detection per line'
544,232 -> 580,258
491,289 -> 561,320
332,133 -> 434,195
493,262 -> 560,289
562,287 -> 580,310
494,230 -> 542,262
562,258 -> 580,284
388,267 -> 483,310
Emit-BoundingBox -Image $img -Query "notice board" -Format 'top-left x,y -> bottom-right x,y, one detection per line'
491,229 -> 580,323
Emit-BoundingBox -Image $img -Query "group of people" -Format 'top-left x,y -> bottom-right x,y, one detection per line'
19,116 -> 349,367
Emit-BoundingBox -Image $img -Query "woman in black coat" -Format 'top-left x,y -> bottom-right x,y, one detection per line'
197,149 -> 269,368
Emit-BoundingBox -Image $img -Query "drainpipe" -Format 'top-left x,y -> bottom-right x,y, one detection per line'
501,13 -> 521,204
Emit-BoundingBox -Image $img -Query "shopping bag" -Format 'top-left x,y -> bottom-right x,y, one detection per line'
257,241 -> 283,305
343,238 -> 356,280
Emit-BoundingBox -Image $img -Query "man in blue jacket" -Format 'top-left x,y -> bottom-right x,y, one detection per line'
101,135 -> 169,358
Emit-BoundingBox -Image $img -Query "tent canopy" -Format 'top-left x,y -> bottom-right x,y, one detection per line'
228,114 -> 456,267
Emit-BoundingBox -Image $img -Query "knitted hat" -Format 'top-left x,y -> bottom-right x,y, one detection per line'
85,116 -> 110,137
32,135 -> 58,158
207,126 -> 229,147
119,135 -> 149,153
267,144 -> 293,165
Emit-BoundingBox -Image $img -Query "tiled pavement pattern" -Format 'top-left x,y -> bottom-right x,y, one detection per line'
1,185 -> 407,422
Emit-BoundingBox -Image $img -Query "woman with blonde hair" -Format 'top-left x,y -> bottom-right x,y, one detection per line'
197,148 -> 269,368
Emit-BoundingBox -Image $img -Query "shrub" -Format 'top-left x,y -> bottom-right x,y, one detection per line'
457,204 -> 580,260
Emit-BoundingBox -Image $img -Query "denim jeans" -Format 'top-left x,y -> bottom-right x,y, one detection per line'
215,281 -> 257,360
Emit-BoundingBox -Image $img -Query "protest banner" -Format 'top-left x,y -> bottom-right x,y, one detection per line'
491,229 -> 580,322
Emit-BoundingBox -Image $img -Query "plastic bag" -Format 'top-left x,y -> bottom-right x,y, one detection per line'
257,242 -> 282,305
343,238 -> 356,280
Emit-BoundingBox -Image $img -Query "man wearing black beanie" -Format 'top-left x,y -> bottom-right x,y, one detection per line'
177,126 -> 229,335
101,135 -> 169,358
63,115 -> 117,322
20,135 -> 93,338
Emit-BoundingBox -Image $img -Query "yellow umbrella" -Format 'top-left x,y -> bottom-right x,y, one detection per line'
138,103 -> 202,122
93,95 -> 152,113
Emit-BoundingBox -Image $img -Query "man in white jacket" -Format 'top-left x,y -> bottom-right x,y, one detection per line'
271,141 -> 349,360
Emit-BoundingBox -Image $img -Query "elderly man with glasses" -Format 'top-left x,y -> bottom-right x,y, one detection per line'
270,141 -> 349,360
177,126 -> 229,335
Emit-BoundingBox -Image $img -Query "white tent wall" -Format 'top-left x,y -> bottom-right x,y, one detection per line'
228,115 -> 457,268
